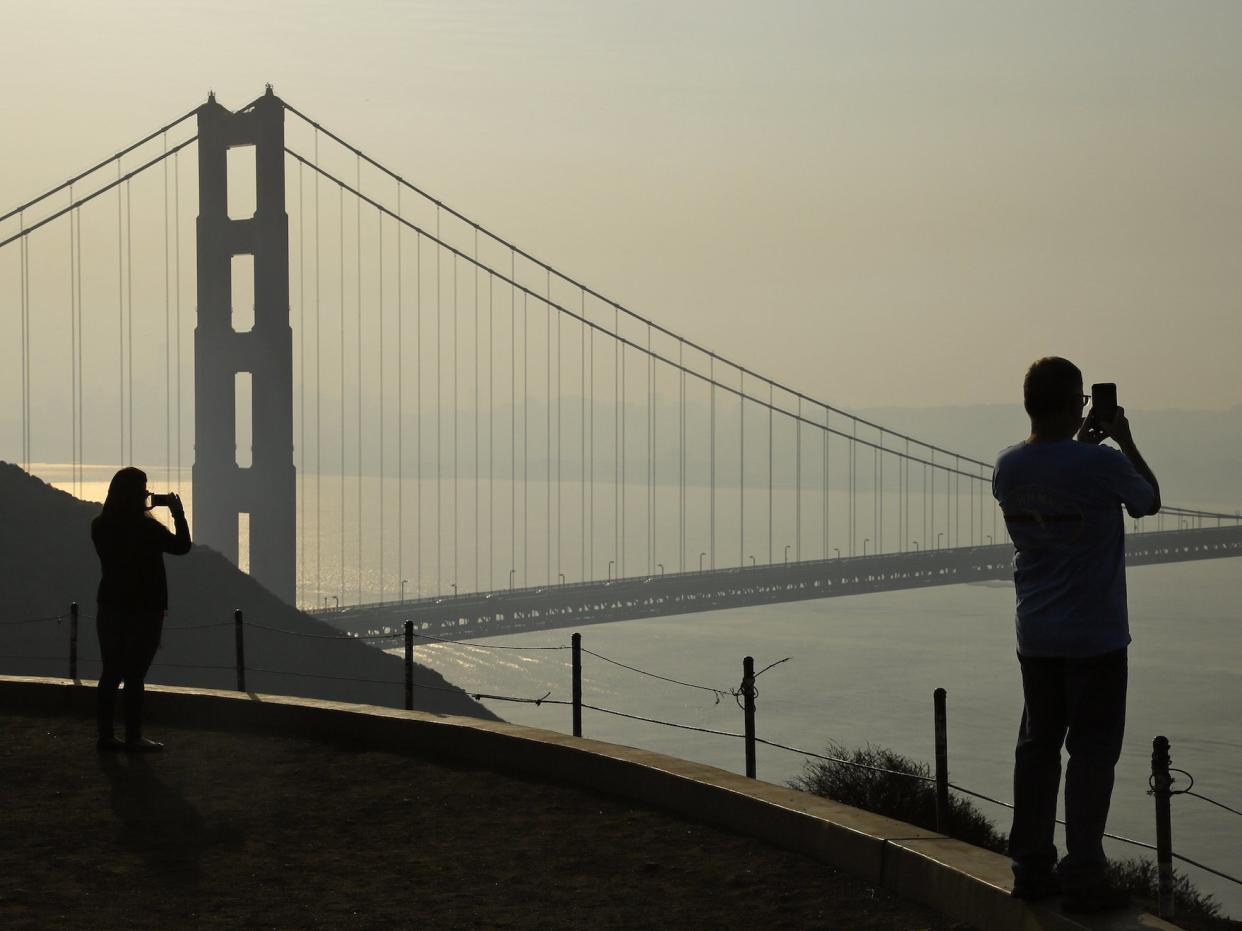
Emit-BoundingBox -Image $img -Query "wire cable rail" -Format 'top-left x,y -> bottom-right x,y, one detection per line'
3,617 -> 1240,888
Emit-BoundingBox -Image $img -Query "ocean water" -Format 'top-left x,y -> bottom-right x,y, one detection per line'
40,464 -> 1242,914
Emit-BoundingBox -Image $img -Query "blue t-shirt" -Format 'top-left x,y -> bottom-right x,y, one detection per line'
992,439 -> 1156,658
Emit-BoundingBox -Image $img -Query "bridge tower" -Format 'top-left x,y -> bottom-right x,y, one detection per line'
192,87 -> 295,603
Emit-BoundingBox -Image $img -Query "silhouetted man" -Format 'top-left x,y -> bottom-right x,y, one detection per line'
992,357 -> 1159,912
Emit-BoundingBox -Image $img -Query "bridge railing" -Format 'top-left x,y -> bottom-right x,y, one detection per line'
4,601 -> 1241,915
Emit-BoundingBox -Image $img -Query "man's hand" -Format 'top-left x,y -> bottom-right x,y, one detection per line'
1098,407 -> 1136,451
1076,412 -> 1107,445
169,492 -> 185,517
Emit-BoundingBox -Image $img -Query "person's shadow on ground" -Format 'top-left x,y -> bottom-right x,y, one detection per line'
98,752 -> 244,885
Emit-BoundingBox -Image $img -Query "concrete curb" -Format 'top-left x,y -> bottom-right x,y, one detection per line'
0,675 -> 1180,931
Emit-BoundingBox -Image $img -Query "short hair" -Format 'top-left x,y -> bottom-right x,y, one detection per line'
1023,357 -> 1082,418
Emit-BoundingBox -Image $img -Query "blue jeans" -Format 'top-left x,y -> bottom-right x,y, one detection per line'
1009,648 -> 1127,891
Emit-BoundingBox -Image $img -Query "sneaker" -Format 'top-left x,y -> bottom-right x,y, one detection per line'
96,735 -> 126,752
124,737 -> 165,753
1011,874 -> 1060,901
1062,883 -> 1130,913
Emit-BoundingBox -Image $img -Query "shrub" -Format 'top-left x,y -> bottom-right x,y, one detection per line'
789,741 -> 1228,927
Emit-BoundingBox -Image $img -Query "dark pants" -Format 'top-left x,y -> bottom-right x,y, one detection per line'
96,607 -> 164,741
1009,648 -> 1127,891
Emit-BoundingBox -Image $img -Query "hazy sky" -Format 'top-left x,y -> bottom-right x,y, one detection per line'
3,0 -> 1241,414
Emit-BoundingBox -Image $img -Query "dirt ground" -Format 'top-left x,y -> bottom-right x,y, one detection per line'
0,711 -> 975,930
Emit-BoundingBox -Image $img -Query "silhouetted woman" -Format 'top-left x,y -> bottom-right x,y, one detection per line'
91,467 -> 191,751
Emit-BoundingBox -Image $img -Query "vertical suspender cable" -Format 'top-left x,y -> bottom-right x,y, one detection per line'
435,206 -> 441,595
768,381 -> 773,564
356,155 -> 363,604
298,162 -> 306,601
115,168 -> 123,468
340,185 -> 346,601
416,232 -> 423,597
315,131 -> 322,603
878,431 -> 883,554
680,340 -> 690,573
163,136 -> 171,488
174,151 -> 181,494
589,297 -> 595,579
523,291 -> 528,585
739,370 -> 744,567
511,250 -> 516,584
298,163 -> 306,601
17,213 -> 25,471
378,202 -> 385,601
473,228 -> 479,592
580,291 -> 586,580
398,187 -> 404,599
649,324 -> 655,574
710,354 -> 715,569
76,199 -> 85,494
795,397 -> 801,561
126,179 -> 133,467
68,188 -> 77,491
452,247 -> 459,593
614,305 -> 619,577
620,311 -> 625,577
850,420 -> 856,556
823,406 -> 829,559
545,271 -> 551,584
556,275 -> 562,583
487,270 -> 495,588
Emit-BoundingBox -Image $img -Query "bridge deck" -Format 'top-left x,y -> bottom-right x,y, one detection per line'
312,526 -> 1242,642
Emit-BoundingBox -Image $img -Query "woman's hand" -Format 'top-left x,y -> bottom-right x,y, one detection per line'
168,492 -> 185,516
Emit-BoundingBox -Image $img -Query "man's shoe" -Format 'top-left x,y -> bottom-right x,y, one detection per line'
1062,883 -> 1130,913
1011,874 -> 1061,901
96,735 -> 126,752
124,737 -> 164,753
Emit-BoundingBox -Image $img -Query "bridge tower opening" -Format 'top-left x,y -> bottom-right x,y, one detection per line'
192,87 -> 295,603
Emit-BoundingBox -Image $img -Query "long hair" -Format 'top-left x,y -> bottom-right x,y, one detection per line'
99,467 -> 150,525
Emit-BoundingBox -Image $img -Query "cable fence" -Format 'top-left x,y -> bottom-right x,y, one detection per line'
3,601 -> 1241,908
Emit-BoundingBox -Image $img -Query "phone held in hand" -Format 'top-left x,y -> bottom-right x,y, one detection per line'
149,493 -> 175,508
1091,383 -> 1117,421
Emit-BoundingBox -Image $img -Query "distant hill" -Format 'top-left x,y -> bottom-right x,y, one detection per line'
0,462 -> 497,720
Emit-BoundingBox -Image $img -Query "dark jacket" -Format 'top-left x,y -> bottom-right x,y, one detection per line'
91,511 -> 192,612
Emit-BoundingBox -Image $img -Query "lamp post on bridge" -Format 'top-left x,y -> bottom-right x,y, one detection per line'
784,544 -> 791,565
863,538 -> 870,556
509,569 -> 516,589
699,553 -> 706,572
937,532 -> 944,549
657,563 -> 664,577
911,540 -> 919,551
400,579 -> 408,603
833,548 -> 840,560
985,535 -> 992,545
749,554 -> 756,567
559,572 -> 566,586
608,560 -> 615,580
450,583 -> 457,598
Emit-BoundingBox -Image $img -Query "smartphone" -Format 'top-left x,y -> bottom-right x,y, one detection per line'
149,493 -> 175,507
1091,383 -> 1118,421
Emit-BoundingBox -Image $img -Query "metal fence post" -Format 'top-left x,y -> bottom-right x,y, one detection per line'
1152,736 -> 1174,919
933,687 -> 950,832
571,632 -> 582,737
234,609 -> 246,692
742,656 -> 756,778
69,602 -> 79,681
404,620 -> 414,711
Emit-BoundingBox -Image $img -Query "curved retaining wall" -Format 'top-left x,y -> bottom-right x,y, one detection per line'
0,675 -> 1178,931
